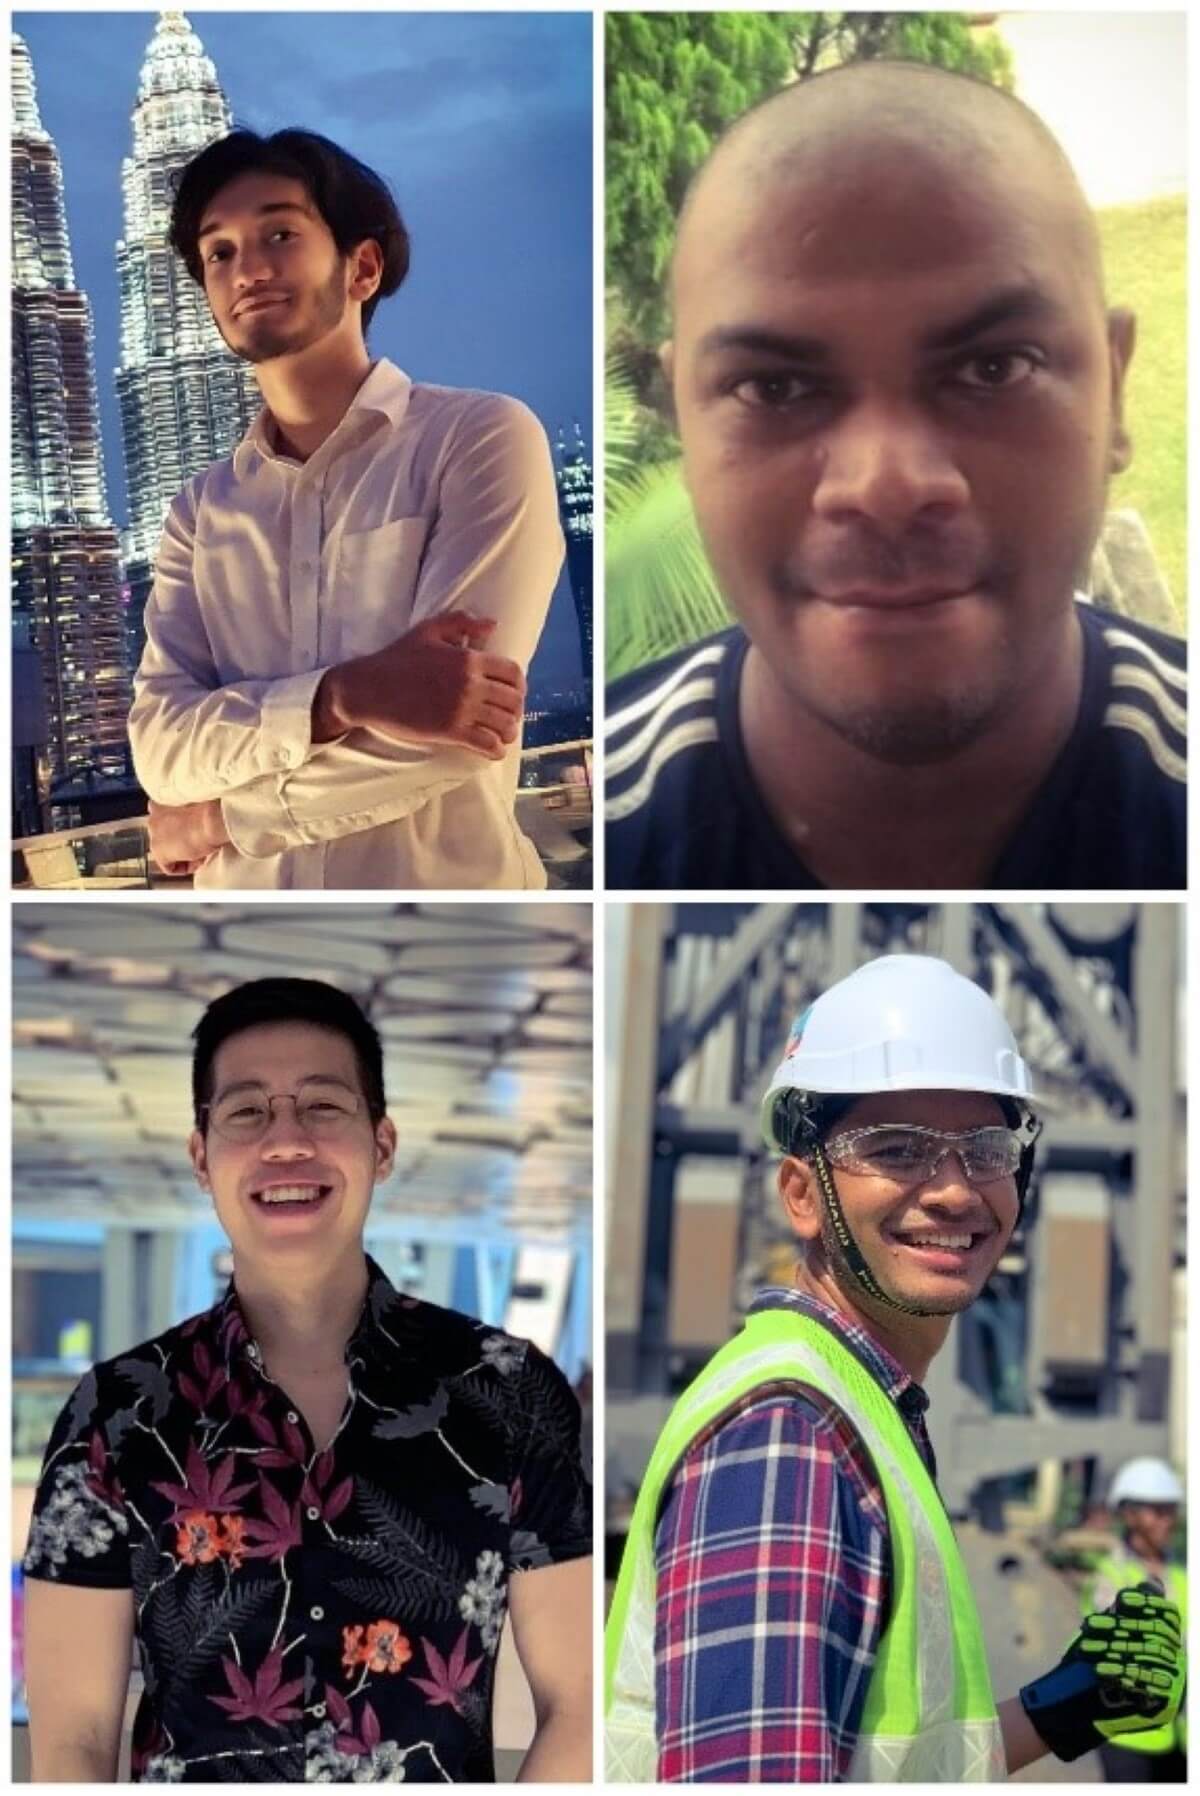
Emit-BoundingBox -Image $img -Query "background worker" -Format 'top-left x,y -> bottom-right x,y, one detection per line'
1085,1458 -> 1187,1782
605,955 -> 1185,1781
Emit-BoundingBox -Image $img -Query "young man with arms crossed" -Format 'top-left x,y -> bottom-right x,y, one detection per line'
130,130 -> 563,889
24,979 -> 592,1781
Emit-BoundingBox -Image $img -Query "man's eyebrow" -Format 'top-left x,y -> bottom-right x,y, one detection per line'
210,1074 -> 357,1100
694,325 -> 834,365
921,285 -> 1066,351
197,200 -> 313,243
694,288 -> 1067,367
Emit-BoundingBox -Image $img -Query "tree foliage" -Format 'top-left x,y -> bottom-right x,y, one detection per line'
607,12 -> 1015,352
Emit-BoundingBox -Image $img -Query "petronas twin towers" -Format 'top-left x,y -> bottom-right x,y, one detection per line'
11,12 -> 258,827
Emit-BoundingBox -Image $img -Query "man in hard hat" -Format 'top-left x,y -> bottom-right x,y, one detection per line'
1086,1458 -> 1187,1781
606,954 -> 1185,1780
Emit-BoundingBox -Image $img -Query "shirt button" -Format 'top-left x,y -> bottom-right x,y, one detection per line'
286,1411 -> 299,1424
307,1506 -> 321,1521
310,1605 -> 325,1621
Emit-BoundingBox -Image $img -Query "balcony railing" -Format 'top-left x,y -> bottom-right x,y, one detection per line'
14,739 -> 593,890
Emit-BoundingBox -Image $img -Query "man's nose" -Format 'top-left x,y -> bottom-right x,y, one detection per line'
231,243 -> 276,287
258,1104 -> 316,1156
811,399 -> 970,536
918,1150 -> 979,1203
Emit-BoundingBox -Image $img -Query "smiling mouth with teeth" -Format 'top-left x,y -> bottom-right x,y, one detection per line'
891,1229 -> 988,1256
252,1184 -> 331,1207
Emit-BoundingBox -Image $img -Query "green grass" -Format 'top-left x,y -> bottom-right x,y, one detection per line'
1097,194 -> 1187,618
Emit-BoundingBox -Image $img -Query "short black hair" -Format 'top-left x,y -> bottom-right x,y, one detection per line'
169,127 -> 410,334
192,977 -> 386,1129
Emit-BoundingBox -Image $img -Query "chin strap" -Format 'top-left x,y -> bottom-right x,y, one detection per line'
774,1090 -> 1037,1319
811,1143 -> 941,1318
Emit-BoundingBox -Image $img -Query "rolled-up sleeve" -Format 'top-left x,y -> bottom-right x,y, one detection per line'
129,483 -> 325,804
653,1393 -> 887,1783
219,393 -> 563,858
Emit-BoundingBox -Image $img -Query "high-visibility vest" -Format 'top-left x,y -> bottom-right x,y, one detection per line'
605,1308 -> 1005,1781
1084,1551 -> 1187,1755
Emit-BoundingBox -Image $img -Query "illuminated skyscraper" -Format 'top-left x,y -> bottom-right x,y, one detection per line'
12,31 -> 131,815
116,11 -> 258,657
553,421 -> 593,686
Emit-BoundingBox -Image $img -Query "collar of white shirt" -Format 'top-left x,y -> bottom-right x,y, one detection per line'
233,356 -> 414,477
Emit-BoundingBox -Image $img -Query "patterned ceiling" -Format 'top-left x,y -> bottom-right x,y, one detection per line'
13,903 -> 593,1242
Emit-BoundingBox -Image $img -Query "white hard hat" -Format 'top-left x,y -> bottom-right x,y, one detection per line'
762,954 -> 1037,1150
1108,1458 -> 1185,1507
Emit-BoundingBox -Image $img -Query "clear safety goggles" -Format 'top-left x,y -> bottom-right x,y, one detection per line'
821,1122 -> 1027,1187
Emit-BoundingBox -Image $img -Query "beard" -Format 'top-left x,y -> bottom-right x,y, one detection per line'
220,260 -> 347,365
805,666 -> 1016,765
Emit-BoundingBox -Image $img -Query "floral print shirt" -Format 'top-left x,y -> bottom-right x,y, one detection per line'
23,1256 -> 592,1783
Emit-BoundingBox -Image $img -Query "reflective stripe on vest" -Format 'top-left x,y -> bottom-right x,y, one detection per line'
605,1309 -> 1004,1782
1084,1553 -> 1187,1755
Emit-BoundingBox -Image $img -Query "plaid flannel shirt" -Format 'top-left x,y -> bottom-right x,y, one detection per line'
653,1288 -> 937,1782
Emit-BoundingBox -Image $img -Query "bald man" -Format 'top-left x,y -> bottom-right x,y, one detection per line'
605,62 -> 1186,892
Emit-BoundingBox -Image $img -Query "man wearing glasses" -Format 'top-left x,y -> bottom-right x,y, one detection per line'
606,955 -> 1184,1781
23,978 -> 592,1783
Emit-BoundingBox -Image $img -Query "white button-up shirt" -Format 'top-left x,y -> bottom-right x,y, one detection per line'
129,359 -> 564,889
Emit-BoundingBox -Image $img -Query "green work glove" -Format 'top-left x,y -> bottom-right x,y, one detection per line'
1019,1582 -> 1186,1762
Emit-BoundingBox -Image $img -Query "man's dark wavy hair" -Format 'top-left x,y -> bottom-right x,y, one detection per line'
169,127 -> 409,334
192,978 -> 386,1130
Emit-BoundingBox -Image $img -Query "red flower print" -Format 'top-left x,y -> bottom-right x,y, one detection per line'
220,1514 -> 247,1570
208,1645 -> 305,1727
342,1624 -> 367,1676
362,1620 -> 412,1674
176,1510 -> 222,1565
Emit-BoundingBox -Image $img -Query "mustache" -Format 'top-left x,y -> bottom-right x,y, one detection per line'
774,525 -> 990,598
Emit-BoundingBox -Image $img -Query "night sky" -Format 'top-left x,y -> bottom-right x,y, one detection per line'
14,10 -> 593,692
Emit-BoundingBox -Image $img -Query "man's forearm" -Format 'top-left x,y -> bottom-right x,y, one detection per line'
515,1707 -> 591,1784
998,1693 -> 1051,1775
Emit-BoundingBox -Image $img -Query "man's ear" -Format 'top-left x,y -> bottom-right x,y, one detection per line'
659,339 -> 675,386
778,1155 -> 822,1244
351,238 -> 384,307
1106,306 -> 1137,475
374,1116 -> 397,1184
189,1128 -> 210,1189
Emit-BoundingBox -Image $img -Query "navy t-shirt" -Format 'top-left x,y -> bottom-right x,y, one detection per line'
604,602 -> 1186,890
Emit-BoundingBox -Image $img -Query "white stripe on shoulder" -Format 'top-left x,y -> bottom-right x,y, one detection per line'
605,717 -> 720,823
606,674 -> 718,780
1108,663 -> 1186,737
606,642 -> 726,738
1103,703 -> 1187,782
1103,625 -> 1187,693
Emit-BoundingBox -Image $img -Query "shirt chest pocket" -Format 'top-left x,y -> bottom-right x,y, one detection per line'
325,516 -> 429,659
